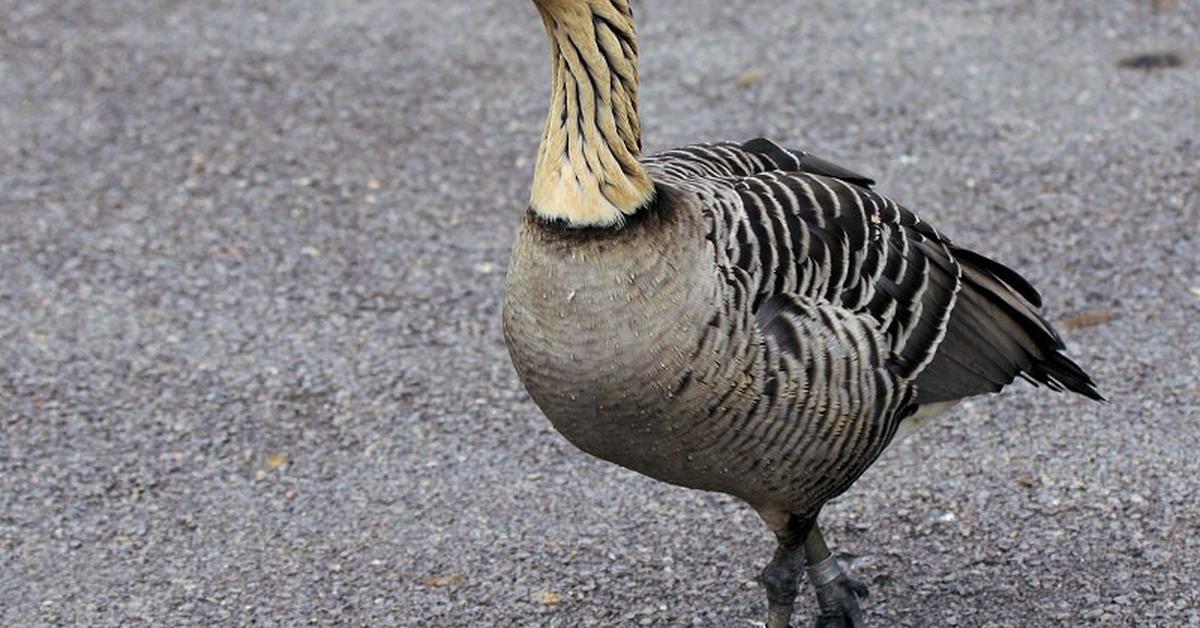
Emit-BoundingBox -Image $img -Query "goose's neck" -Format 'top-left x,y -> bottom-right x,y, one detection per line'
530,0 -> 654,227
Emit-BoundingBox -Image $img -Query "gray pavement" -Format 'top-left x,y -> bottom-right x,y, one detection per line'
2,1 -> 1198,626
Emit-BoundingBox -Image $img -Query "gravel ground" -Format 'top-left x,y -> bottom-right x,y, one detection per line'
2,1 -> 1197,626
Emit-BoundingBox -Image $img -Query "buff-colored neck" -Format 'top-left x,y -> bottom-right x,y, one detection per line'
530,0 -> 654,227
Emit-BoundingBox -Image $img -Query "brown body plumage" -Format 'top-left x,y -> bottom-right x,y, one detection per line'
503,2 -> 1102,626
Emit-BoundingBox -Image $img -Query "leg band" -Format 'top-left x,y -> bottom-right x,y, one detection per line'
806,555 -> 844,588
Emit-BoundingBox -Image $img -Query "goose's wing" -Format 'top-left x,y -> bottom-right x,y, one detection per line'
919,245 -> 1103,402
651,138 -> 1102,405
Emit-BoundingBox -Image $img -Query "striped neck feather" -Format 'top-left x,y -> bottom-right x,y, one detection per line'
530,0 -> 654,227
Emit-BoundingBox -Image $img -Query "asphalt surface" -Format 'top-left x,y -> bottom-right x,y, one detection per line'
1,1 -> 1197,626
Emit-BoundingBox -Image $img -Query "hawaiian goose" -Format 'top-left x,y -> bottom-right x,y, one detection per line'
502,1 -> 1103,626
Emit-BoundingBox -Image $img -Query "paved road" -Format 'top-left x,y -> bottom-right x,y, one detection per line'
2,1 -> 1197,626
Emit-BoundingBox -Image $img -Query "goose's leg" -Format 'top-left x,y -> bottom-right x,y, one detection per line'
757,515 -> 812,628
760,544 -> 805,628
803,522 -> 869,628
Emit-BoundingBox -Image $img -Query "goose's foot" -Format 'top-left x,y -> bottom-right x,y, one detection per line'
758,543 -> 805,628
807,556 -> 868,628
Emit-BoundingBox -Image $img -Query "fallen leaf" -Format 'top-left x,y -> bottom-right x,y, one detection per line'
539,592 -> 561,606
736,69 -> 766,87
1060,308 -> 1114,331
1016,473 -> 1036,488
1189,286 -> 1200,299
422,574 -> 465,587
266,453 -> 288,469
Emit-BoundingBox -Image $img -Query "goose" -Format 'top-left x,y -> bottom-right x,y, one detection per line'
501,1 -> 1103,626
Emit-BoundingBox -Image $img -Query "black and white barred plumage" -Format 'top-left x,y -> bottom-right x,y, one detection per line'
616,139 -> 1101,505
650,138 -> 1101,403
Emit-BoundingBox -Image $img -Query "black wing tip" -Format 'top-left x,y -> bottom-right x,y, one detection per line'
1028,351 -> 1107,403
740,137 -> 804,171
741,137 -> 785,154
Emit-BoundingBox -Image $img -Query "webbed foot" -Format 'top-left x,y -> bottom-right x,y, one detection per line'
808,556 -> 868,628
